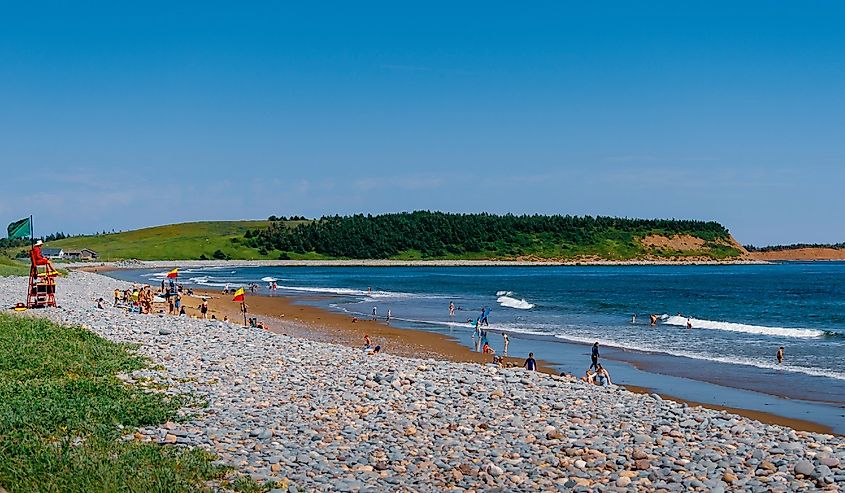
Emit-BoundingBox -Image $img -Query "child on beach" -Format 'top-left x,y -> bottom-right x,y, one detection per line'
523,352 -> 537,371
199,299 -> 209,319
581,369 -> 596,384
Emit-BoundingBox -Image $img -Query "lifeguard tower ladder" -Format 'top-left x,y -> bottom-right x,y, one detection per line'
27,262 -> 57,308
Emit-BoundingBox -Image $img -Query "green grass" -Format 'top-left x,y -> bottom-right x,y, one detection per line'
0,256 -> 30,276
44,221 -> 274,261
0,314 -> 229,492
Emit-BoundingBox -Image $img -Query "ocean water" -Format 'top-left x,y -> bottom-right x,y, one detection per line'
119,263 -> 845,408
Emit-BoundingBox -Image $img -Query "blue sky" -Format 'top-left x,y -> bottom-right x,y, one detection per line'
1,1 -> 843,245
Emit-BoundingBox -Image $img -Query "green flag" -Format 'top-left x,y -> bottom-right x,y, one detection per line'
7,217 -> 31,239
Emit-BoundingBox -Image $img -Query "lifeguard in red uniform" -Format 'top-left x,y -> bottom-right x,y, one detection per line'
30,240 -> 57,276
27,240 -> 58,308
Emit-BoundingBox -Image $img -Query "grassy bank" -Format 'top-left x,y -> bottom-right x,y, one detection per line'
45,221 -> 274,261
0,314 -> 227,492
0,256 -> 29,277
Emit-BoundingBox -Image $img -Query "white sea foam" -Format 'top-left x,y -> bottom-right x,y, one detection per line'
496,290 -> 513,296
497,295 -> 535,310
551,334 -> 845,382
261,277 -> 278,282
663,315 -> 825,339
274,285 -> 417,299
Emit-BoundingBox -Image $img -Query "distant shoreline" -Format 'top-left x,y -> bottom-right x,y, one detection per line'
69,258 -> 770,270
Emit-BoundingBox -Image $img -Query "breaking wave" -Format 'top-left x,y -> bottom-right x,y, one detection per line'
497,295 -> 535,310
663,315 -> 827,339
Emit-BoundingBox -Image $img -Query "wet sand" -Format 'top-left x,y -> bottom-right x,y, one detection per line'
181,288 -> 832,435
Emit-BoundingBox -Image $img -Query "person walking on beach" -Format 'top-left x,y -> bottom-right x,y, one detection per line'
590,342 -> 600,371
777,346 -> 784,364
199,299 -> 209,319
523,352 -> 537,371
386,309 -> 391,322
502,333 -> 509,355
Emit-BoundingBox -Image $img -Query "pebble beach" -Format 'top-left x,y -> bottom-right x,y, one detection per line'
3,271 -> 844,492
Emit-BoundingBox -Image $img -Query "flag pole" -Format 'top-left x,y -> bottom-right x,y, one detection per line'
242,301 -> 247,326
30,215 -> 34,247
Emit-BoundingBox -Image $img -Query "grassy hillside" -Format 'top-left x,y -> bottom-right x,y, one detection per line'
35,214 -> 744,262
47,221 -> 275,261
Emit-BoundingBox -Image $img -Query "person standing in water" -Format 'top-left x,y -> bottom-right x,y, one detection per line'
590,342 -> 600,370
631,313 -> 636,324
386,309 -> 392,322
686,318 -> 693,330
777,346 -> 784,364
449,301 -> 455,317
371,306 -> 377,320
502,333 -> 509,355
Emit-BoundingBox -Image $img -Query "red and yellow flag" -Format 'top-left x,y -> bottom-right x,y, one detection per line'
232,287 -> 245,302
166,268 -> 179,279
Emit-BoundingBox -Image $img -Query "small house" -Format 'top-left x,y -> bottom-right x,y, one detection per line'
64,249 -> 99,260
41,248 -> 64,259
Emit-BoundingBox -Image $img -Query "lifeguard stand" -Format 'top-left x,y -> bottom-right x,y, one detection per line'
27,251 -> 58,308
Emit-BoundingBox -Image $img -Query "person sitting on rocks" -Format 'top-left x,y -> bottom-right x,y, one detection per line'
96,297 -> 105,309
595,364 -> 612,386
366,344 -> 381,355
581,368 -> 596,384
179,305 -> 186,316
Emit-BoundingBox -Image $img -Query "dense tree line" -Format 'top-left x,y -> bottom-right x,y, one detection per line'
745,242 -> 845,252
245,211 -> 731,259
0,232 -> 70,250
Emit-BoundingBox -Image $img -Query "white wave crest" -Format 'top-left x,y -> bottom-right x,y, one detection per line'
261,277 -> 277,282
496,290 -> 513,296
663,315 -> 825,339
552,334 -> 845,381
497,295 -> 535,310
274,285 -> 417,299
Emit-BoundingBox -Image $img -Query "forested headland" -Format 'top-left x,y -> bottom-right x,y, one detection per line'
244,211 -> 742,260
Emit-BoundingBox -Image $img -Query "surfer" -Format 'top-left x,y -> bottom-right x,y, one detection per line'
776,346 -> 784,365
